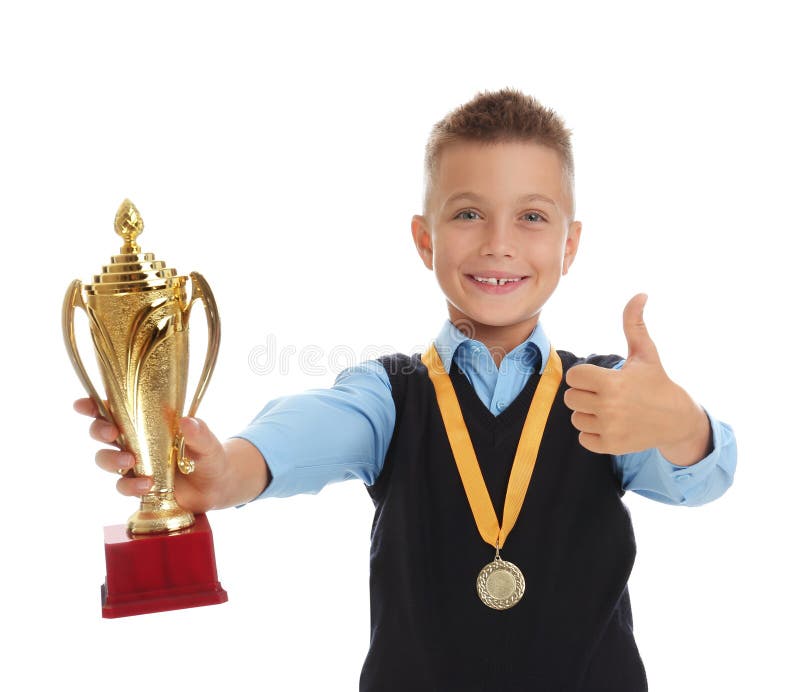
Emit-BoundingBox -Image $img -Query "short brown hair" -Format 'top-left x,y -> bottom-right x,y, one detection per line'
423,88 -> 575,220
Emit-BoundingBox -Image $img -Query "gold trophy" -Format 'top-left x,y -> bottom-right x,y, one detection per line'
62,199 -> 227,617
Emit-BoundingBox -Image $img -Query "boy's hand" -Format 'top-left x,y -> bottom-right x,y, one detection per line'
563,294 -> 711,466
73,398 -> 231,513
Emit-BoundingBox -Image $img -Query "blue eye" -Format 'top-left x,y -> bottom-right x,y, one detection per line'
523,212 -> 544,223
455,209 -> 480,221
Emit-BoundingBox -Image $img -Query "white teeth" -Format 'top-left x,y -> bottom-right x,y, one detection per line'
473,276 -> 522,286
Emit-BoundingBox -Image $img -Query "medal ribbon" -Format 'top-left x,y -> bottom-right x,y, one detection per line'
421,343 -> 563,550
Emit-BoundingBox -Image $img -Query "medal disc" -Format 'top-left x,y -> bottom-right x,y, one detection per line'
476,558 -> 525,610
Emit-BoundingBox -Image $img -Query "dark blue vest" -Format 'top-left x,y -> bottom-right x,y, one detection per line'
359,351 -> 647,692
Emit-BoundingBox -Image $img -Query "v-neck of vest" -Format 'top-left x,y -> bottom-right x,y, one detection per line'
446,362 -> 544,429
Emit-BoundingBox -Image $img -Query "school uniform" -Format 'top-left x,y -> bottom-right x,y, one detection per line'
236,320 -> 737,691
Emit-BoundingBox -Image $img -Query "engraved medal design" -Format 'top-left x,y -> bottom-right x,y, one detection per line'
477,547 -> 525,610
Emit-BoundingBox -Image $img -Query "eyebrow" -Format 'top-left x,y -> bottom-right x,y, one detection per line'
443,191 -> 557,208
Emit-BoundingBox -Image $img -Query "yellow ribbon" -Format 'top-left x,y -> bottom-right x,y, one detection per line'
421,343 -> 563,550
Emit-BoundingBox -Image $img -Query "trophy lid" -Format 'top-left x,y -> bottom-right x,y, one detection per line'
86,199 -> 185,296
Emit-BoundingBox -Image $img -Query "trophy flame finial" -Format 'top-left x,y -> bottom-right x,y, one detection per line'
114,199 -> 144,253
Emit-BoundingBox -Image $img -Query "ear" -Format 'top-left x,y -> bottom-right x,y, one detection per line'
562,220 -> 582,275
411,215 -> 434,271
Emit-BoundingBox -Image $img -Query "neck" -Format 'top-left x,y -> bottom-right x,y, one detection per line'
450,313 -> 541,368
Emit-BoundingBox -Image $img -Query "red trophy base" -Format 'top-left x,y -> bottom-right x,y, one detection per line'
101,512 -> 228,618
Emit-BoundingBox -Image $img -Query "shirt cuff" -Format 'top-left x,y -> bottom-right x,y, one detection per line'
652,407 -> 735,505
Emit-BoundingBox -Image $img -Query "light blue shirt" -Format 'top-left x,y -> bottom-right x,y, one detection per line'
235,320 -> 737,506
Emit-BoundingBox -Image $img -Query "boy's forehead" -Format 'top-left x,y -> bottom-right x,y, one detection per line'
434,140 -> 568,212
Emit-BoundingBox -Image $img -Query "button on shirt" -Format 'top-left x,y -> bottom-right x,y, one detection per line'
235,320 -> 737,506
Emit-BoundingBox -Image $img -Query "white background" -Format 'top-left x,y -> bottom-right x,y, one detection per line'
1,1 -> 797,690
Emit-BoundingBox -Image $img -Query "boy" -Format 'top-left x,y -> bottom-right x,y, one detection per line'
76,89 -> 736,691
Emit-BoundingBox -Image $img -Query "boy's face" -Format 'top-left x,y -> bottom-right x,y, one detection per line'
412,140 -> 581,347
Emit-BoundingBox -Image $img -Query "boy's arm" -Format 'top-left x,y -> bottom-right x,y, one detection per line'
564,294 -> 738,505
231,359 -> 395,500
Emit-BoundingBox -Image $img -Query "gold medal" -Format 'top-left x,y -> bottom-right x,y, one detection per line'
422,341 -> 562,610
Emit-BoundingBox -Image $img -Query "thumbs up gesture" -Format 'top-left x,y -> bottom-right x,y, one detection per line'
564,294 -> 711,465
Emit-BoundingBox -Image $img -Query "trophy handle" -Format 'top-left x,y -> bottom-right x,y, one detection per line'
184,271 -> 221,417
175,271 -> 221,475
62,279 -> 121,447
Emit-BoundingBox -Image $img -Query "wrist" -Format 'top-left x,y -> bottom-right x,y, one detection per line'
657,390 -> 711,466
217,437 -> 269,508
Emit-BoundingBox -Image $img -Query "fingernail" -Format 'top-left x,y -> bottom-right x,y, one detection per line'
135,478 -> 153,492
101,423 -> 117,441
181,417 -> 200,434
120,453 -> 135,468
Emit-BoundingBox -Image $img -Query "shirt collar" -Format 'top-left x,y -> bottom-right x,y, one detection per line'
432,319 -> 551,375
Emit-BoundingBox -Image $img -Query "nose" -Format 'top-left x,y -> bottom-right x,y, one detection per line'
480,219 -> 515,257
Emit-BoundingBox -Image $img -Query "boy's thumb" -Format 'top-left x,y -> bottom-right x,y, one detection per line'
179,417 -> 222,459
622,293 -> 659,363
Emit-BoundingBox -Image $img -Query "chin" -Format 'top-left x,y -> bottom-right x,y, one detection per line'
455,309 -> 528,329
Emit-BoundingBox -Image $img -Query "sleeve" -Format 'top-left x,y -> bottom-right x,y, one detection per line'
231,359 -> 396,500
613,409 -> 737,506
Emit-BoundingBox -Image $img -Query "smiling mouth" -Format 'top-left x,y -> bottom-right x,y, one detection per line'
467,274 -> 528,286
465,274 -> 530,294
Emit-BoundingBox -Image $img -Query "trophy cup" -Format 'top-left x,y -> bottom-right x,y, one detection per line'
62,199 -> 227,617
